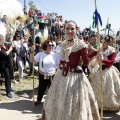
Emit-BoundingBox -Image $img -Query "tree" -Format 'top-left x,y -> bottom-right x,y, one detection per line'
28,0 -> 37,11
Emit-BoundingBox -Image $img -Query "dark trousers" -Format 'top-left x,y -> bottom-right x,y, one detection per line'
11,59 -> 15,80
0,67 -> 4,78
2,65 -> 12,93
37,73 -> 52,102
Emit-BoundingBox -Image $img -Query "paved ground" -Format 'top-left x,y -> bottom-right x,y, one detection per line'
0,67 -> 43,120
0,95 -> 42,120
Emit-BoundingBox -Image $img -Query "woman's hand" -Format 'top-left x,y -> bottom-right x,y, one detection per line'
96,53 -> 104,62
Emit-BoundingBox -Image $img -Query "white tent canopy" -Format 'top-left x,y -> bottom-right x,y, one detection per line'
0,21 -> 6,41
0,0 -> 24,19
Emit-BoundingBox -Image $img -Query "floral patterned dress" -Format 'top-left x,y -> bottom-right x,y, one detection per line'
43,39 -> 100,120
88,46 -> 120,110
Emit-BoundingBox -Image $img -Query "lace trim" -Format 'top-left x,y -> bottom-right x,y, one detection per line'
101,46 -> 115,60
60,39 -> 87,62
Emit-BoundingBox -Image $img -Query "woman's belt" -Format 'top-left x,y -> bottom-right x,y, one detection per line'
39,70 -> 55,80
59,66 -> 83,76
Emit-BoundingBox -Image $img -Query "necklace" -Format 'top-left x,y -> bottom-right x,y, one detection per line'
67,39 -> 74,46
67,39 -> 74,43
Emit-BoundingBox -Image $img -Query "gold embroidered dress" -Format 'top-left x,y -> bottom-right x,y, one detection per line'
43,39 -> 100,120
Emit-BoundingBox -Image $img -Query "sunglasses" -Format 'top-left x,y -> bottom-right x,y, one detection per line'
48,44 -> 54,47
16,36 -> 20,37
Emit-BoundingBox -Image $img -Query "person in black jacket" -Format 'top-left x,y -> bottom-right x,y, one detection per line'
5,34 -> 17,82
0,34 -> 14,98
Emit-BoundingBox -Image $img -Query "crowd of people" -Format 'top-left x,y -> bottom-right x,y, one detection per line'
0,6 -> 120,120
0,7 -> 66,98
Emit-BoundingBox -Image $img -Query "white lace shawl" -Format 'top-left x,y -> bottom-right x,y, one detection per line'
60,39 -> 88,62
102,46 -> 115,60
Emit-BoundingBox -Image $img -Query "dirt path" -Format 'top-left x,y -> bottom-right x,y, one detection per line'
0,95 -> 42,120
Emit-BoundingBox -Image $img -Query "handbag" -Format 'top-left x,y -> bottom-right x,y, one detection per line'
17,40 -> 27,57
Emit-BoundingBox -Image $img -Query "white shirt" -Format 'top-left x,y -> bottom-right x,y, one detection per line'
34,52 -> 60,74
13,40 -> 23,52
23,42 -> 29,51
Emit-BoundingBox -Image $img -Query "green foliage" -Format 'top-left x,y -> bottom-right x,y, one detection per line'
28,0 -> 37,11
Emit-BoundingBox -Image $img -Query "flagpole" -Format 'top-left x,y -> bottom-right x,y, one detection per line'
104,17 -> 109,37
113,29 -> 114,36
93,0 -> 103,119
32,18 -> 36,108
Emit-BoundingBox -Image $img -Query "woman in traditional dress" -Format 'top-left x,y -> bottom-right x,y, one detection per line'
88,36 -> 120,110
41,20 -> 100,120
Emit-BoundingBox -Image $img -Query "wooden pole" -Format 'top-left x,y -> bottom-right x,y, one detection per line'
108,27 -> 110,36
113,29 -> 114,36
32,64 -> 35,108
104,17 -> 109,37
32,19 -> 36,108
94,0 -> 103,119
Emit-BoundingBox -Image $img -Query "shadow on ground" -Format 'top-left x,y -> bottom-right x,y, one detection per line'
0,99 -> 43,114
15,88 -> 38,99
103,110 -> 120,120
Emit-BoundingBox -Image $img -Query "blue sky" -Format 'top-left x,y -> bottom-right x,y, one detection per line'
18,0 -> 120,34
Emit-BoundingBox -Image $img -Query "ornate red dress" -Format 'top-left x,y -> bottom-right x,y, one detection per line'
88,46 -> 120,110
43,39 -> 100,120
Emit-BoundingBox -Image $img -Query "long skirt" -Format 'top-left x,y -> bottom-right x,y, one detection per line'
90,66 -> 120,110
43,69 -> 100,120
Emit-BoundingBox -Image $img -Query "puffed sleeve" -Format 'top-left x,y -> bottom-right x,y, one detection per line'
102,52 -> 116,66
80,48 -> 89,67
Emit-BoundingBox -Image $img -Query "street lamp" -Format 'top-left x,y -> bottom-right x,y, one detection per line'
24,0 -> 26,9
